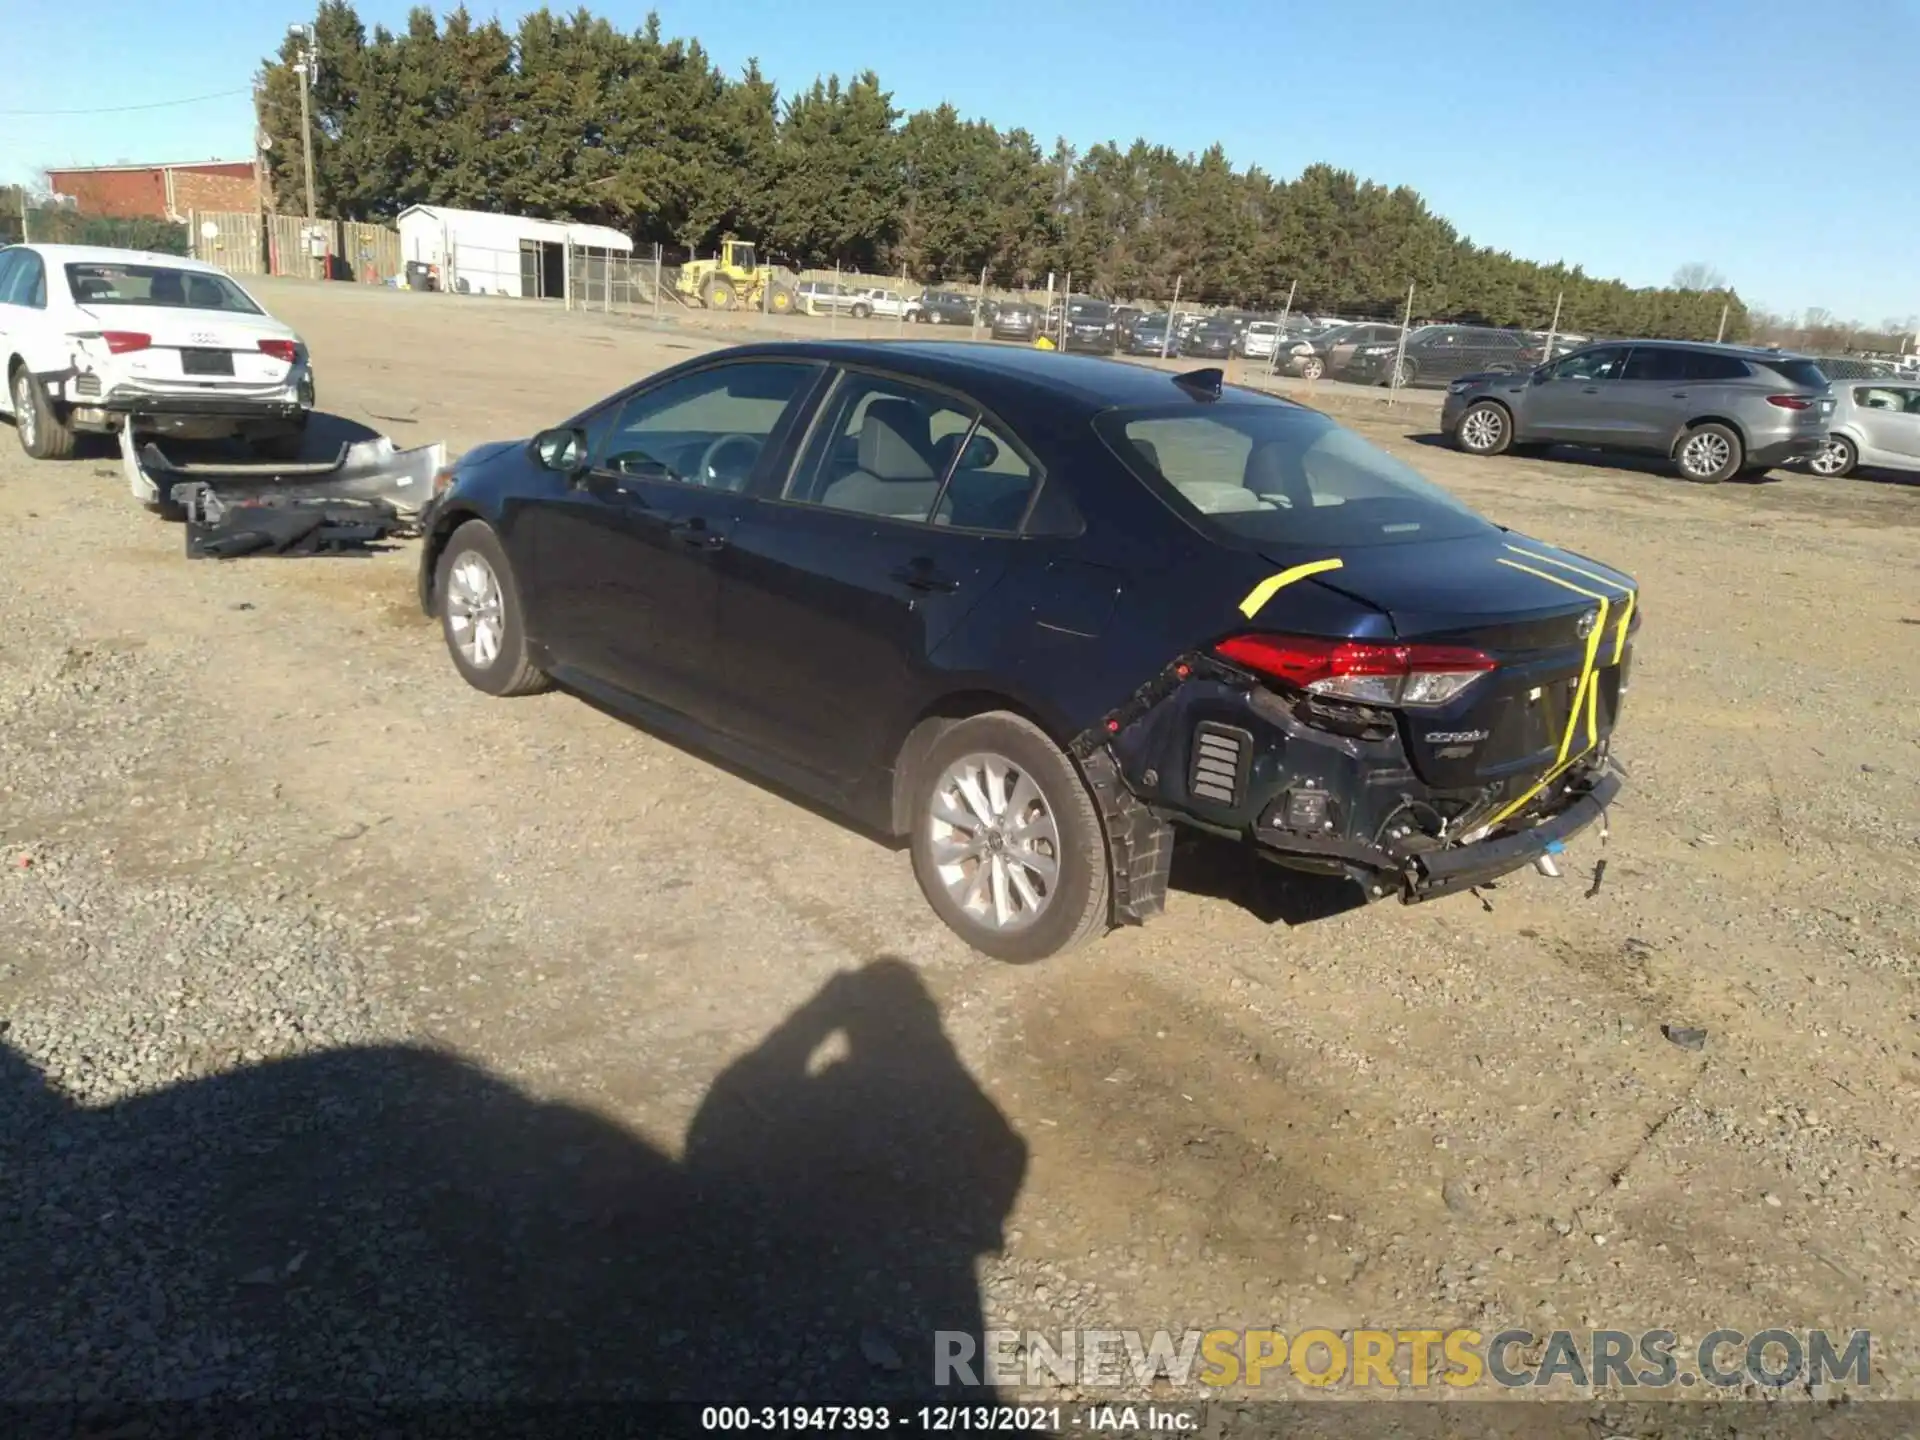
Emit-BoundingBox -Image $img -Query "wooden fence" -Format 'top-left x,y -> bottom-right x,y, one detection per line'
188,211 -> 402,284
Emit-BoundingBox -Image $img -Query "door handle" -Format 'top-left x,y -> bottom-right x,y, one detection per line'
1670,391 -> 1689,399
1581,386 -> 1600,393
669,517 -> 727,551
890,562 -> 959,593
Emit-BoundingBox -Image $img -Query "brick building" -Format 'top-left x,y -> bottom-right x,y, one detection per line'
46,161 -> 259,221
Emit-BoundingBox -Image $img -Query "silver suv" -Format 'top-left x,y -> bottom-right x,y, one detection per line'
1443,341 -> 1834,483
1808,379 -> 1920,478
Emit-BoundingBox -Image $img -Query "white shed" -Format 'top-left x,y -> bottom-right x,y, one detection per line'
395,205 -> 634,299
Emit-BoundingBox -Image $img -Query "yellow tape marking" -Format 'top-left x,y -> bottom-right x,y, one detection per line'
1610,589 -> 1636,666
1482,558 -> 1616,828
1238,558 -> 1344,619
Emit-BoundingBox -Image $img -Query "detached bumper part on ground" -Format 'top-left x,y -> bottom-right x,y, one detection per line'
119,426 -> 446,558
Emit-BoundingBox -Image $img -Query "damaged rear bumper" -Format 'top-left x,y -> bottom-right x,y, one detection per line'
120,425 -> 444,518
1074,653 -> 1624,907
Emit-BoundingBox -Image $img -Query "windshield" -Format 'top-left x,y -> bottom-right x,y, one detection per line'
1095,403 -> 1493,549
1069,301 -> 1110,320
65,262 -> 262,314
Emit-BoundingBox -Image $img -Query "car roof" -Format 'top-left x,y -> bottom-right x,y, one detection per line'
12,243 -> 230,275
700,339 -> 1306,413
1574,336 -> 1817,362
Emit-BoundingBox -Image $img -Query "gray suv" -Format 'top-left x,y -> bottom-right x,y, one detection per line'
1443,341 -> 1834,483
1807,379 -> 1920,478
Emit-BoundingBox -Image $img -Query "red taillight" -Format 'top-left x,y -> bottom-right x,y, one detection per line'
1766,394 -> 1812,410
1214,633 -> 1497,708
102,331 -> 150,354
257,338 -> 298,364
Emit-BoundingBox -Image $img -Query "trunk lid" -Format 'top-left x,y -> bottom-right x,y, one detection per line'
1266,530 -> 1637,788
77,304 -> 297,387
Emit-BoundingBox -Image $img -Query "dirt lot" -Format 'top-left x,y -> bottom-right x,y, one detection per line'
2,279 -> 1917,1405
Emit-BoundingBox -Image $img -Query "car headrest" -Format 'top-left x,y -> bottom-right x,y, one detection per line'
1244,440 -> 1294,493
1132,438 -> 1162,472
149,273 -> 186,304
857,399 -> 935,481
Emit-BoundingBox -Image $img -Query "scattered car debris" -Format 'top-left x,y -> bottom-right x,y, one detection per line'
1662,1025 -> 1708,1051
179,485 -> 410,559
120,425 -> 444,521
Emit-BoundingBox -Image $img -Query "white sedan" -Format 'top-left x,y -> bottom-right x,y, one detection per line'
0,243 -> 313,461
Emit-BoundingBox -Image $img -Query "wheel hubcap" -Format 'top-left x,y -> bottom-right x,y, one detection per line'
1810,440 -> 1847,475
1682,432 -> 1730,476
1461,407 -> 1503,451
928,752 -> 1060,933
13,374 -> 35,448
445,552 -> 506,669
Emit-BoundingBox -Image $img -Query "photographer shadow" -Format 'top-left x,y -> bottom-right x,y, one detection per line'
0,957 -> 1022,1403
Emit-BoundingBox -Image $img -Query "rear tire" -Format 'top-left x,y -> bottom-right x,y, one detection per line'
907,712 -> 1109,964
1454,400 -> 1513,456
434,520 -> 552,698
1674,422 -> 1742,483
1809,435 -> 1856,478
851,302 -> 873,319
10,364 -> 76,460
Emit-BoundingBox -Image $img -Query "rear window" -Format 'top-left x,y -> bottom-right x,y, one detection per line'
1096,403 -> 1493,549
65,262 -> 261,314
1765,358 -> 1833,388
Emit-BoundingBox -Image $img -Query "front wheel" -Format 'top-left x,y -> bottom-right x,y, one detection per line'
908,713 -> 1109,963
1674,422 -> 1743,484
1299,355 -> 1325,381
1454,400 -> 1513,456
1808,435 -> 1856,478
434,521 -> 552,698
1393,357 -> 1417,387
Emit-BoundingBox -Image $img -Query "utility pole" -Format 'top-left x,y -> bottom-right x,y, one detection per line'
289,24 -> 318,221
17,185 -> 27,246
1388,282 -> 1416,403
1267,279 -> 1297,378
1541,290 -> 1563,367
1161,275 -> 1181,360
1715,300 -> 1730,345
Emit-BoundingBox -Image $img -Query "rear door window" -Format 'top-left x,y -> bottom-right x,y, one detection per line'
1678,351 -> 1751,381
1622,347 -> 1690,382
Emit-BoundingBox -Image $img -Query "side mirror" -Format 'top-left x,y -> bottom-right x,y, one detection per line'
532,425 -> 588,476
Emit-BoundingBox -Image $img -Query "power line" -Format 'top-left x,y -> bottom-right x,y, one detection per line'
0,88 -> 250,117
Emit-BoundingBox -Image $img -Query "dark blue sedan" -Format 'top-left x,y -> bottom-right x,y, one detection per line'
419,342 -> 1638,961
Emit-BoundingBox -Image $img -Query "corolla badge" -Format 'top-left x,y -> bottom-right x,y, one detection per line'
1575,609 -> 1599,640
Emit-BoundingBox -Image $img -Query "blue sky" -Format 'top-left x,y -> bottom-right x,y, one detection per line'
3,0 -> 1914,325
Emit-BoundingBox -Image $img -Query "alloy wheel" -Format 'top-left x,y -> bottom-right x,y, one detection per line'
13,372 -> 35,450
445,551 -> 506,670
1460,405 -> 1505,453
927,752 -> 1060,932
1680,430 -> 1731,478
1808,438 -> 1851,477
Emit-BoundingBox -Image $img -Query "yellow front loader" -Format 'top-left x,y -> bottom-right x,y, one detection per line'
674,238 -> 797,314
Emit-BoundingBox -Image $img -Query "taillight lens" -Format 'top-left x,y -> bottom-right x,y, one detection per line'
1214,633 -> 1497,708
102,331 -> 150,354
258,338 -> 299,364
1766,394 -> 1813,410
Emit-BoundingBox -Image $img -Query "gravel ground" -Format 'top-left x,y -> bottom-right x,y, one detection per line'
1,280 -> 1917,1407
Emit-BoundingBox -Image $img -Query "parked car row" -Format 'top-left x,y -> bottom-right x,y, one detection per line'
1436,339 -> 1914,484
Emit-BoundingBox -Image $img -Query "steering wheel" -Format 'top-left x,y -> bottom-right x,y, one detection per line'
696,433 -> 763,491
